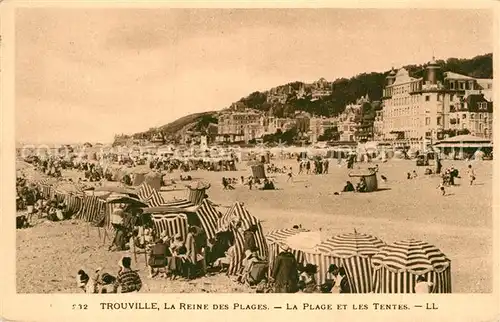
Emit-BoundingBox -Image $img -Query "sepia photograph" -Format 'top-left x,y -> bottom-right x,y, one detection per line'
13,7 -> 494,296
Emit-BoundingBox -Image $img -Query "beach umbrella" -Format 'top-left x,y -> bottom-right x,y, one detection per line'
281,230 -> 340,285
316,232 -> 385,293
286,231 -> 322,252
371,239 -> 452,293
266,228 -> 310,277
316,232 -> 385,257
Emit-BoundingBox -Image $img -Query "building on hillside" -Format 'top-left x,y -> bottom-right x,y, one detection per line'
373,110 -> 384,140
266,117 -> 292,134
475,78 -> 493,101
309,117 -> 338,143
216,109 -> 262,143
336,97 -> 367,142
448,93 -> 493,139
294,112 -> 311,134
381,58 -> 493,144
267,86 -> 291,104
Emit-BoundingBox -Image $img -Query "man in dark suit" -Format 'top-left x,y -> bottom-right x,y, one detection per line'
148,238 -> 171,278
271,244 -> 299,293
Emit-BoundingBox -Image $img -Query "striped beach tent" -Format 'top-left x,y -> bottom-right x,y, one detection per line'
220,202 -> 268,276
371,239 -> 452,293
186,181 -> 211,206
76,195 -> 107,224
143,199 -> 221,242
65,194 -> 83,214
302,251 -> 342,285
316,232 -> 385,293
54,190 -> 67,203
137,183 -> 156,202
151,214 -> 189,241
276,231 -> 337,285
162,198 -> 196,208
145,189 -> 166,207
194,199 -> 221,241
250,164 -> 266,179
39,184 -> 53,199
266,228 -> 310,278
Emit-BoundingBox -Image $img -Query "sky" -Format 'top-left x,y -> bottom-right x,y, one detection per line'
15,8 -> 494,145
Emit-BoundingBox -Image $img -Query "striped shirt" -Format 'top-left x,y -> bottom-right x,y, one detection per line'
114,269 -> 142,293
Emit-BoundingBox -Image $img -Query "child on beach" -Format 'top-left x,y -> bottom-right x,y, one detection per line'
287,167 -> 293,183
467,165 -> 475,185
437,182 -> 446,196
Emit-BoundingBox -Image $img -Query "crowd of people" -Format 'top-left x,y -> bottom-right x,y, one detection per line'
297,158 -> 330,175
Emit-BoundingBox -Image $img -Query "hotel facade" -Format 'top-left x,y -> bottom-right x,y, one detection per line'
381,59 -> 493,143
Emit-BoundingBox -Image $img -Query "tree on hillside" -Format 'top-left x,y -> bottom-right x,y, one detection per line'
239,91 -> 267,110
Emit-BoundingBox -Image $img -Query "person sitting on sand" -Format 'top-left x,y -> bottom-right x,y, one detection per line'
212,244 -> 235,271
168,234 -> 188,279
412,170 -> 418,179
407,172 -> 412,180
356,178 -> 367,192
298,264 -> 318,293
415,275 -> 434,293
47,201 -> 59,221
261,179 -> 275,190
342,181 -> 355,192
113,256 -> 142,293
76,269 -> 90,292
98,273 -> 117,293
148,238 -> 171,278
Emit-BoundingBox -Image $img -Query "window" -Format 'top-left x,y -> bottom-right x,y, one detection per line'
471,114 -> 474,120
425,117 -> 430,125
437,117 -> 442,126
450,81 -> 455,89
425,95 -> 430,102
437,95 -> 441,102
462,114 -> 466,119
459,82 -> 465,90
479,114 -> 482,120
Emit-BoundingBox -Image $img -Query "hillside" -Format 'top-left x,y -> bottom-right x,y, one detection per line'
116,53 -> 492,145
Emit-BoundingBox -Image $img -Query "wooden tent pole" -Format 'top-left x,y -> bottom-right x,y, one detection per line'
142,214 -> 147,267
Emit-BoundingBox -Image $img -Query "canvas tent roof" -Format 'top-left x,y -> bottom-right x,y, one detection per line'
437,135 -> 491,144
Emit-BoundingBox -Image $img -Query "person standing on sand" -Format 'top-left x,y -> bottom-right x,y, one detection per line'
437,182 -> 446,196
287,167 -> 293,183
467,164 -> 475,185
271,244 -> 299,293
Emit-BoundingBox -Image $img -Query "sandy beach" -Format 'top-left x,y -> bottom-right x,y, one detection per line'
16,158 -> 492,293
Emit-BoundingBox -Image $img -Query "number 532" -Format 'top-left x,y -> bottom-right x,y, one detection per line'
72,304 -> 88,310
